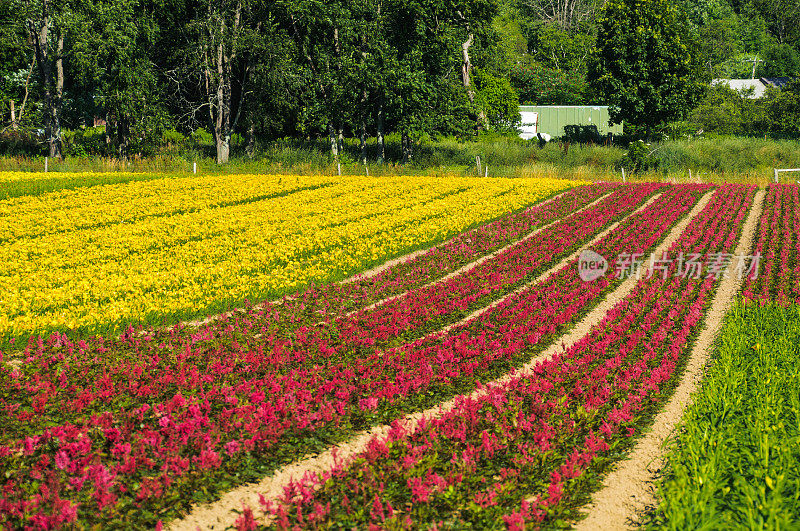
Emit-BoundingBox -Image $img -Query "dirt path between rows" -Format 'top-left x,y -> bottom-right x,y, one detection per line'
574,189 -> 765,531
168,189 -> 711,531
351,190 -> 612,316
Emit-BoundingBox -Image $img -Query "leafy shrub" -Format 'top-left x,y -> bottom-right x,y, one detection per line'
689,83 -> 769,136
162,129 -> 186,146
563,124 -> 602,144
0,130 -> 41,156
510,63 -> 587,105
474,69 -> 521,131
190,128 -> 213,145
762,43 -> 800,77
765,81 -> 800,137
621,140 -> 658,172
63,127 -> 108,157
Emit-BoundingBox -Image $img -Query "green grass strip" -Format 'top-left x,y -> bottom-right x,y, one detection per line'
0,172 -> 195,201
649,302 -> 800,530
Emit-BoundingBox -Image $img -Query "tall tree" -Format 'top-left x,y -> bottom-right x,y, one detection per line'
22,0 -> 67,158
70,0 -> 166,157
278,0 -> 360,164
518,0 -> 601,31
517,0 -> 602,74
0,3 -> 32,131
751,0 -> 800,46
588,0 -> 703,136
174,0 -> 271,164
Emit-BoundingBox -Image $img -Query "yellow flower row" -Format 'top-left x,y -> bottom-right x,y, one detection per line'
0,173 -> 334,239
0,174 -> 581,338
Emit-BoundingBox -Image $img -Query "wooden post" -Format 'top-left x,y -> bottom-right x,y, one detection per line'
193,162 -> 197,174
45,157 -> 48,173
621,167 -> 626,183
476,156 -> 482,176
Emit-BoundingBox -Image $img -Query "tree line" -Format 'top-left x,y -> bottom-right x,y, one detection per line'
1,0 -> 798,164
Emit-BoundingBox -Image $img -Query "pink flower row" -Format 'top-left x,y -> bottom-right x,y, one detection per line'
255,184 -> 658,371
232,183 -> 617,335
742,184 -> 800,305
256,185 -> 755,529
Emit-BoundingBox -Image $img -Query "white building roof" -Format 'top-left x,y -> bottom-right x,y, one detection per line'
711,79 -> 767,99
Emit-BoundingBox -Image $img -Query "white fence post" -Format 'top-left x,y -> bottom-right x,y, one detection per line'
774,168 -> 800,183
45,157 -> 48,173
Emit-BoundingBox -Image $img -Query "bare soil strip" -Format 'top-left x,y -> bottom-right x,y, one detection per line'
351,191 -> 612,315
574,189 -> 765,531
168,190 -> 712,531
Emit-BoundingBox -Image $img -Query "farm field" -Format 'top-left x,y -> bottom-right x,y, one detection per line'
0,174 -> 798,530
0,173 -> 577,344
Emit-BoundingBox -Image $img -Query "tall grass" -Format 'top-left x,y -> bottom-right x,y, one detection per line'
657,137 -> 800,174
1,135 -> 796,185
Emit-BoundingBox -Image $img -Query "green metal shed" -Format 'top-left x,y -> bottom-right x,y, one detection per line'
518,105 -> 623,139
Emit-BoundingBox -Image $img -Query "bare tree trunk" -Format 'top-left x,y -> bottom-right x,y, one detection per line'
461,32 -> 487,130
462,33 -> 476,103
359,120 -> 367,165
328,123 -> 339,162
203,0 -> 243,165
376,93 -> 385,164
9,58 -> 35,131
246,121 -> 255,158
30,1 -> 63,159
53,30 -> 63,158
401,131 -> 412,163
117,118 -> 131,159
214,28 -> 230,165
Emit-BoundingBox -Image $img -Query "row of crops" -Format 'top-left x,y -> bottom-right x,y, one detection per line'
0,173 -> 577,343
0,174 -> 798,529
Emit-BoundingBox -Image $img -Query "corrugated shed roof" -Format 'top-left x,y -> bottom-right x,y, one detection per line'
761,77 -> 794,89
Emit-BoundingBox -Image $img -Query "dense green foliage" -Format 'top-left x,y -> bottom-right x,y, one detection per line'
685,79 -> 800,137
0,0 -> 799,162
588,0 -> 703,135
650,303 -> 800,529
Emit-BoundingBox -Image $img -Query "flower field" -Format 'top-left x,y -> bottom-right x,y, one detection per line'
0,173 -> 576,343
0,176 -> 797,530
